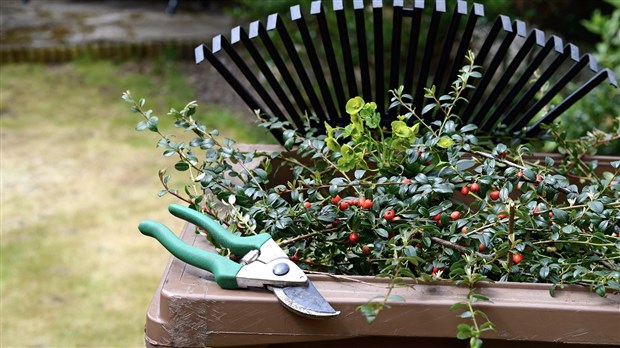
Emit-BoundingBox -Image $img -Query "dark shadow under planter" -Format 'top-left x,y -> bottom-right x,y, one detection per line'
143,222 -> 620,348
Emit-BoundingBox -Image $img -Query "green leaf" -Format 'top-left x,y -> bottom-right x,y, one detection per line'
421,103 -> 436,115
135,120 -> 148,131
346,96 -> 365,115
437,137 -> 454,149
460,310 -> 473,318
391,120 -> 411,138
551,208 -> 568,222
456,324 -> 472,340
455,159 -> 476,172
470,293 -> 490,302
449,302 -> 468,311
376,228 -> 389,238
410,122 -> 420,136
588,201 -> 604,213
340,144 -> 353,159
174,161 -> 190,171
470,337 -> 483,348
461,124 -> 478,132
356,302 -> 385,324
324,124 -> 340,152
608,280 -> 620,291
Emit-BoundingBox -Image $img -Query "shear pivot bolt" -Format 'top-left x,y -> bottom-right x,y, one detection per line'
272,263 -> 290,276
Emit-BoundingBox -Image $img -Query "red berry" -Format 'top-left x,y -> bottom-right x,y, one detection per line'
533,206 -> 540,216
535,174 -> 543,186
349,232 -> 359,244
479,244 -> 487,252
461,226 -> 469,234
347,198 -> 355,205
450,211 -> 461,220
512,253 -> 524,264
339,201 -> 349,211
432,213 -> 442,221
384,209 -> 396,221
470,182 -> 480,192
489,190 -> 500,201
360,198 -> 374,209
303,201 -> 312,209
517,170 -> 524,179
331,195 -> 341,204
460,185 -> 470,195
392,216 -> 401,221
415,243 -> 422,249
362,245 -> 371,255
331,219 -> 339,227
431,267 -> 442,276
290,253 -> 299,262
548,211 -> 554,218
402,178 -> 412,184
498,212 -> 508,219
500,150 -> 507,159
305,258 -> 313,264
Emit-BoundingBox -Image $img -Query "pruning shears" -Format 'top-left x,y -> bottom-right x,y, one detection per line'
138,204 -> 340,318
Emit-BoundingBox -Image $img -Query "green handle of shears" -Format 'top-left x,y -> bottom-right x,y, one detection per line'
167,204 -> 271,256
138,220 -> 242,289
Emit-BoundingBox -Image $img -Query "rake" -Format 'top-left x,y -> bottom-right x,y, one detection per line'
194,0 -> 617,144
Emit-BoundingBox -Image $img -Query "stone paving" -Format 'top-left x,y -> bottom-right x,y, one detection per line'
0,0 -> 235,62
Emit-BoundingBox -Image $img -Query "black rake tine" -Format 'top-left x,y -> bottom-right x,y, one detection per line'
431,0 -> 467,98
505,43 -> 579,132
443,2 -> 484,96
373,0 -> 385,113
478,28 -> 545,132
526,68 -> 618,136
220,33 -> 286,123
389,0 -> 404,92
510,52 -> 596,133
194,43 -> 283,143
240,24 -> 304,130
403,0 -> 424,97
334,0 -> 358,99
257,17 -> 310,118
489,34 -> 563,127
291,4 -> 339,121
311,1 -> 346,122
270,12 -> 327,123
465,17 -> 521,125
354,0 -> 372,101
413,0 -> 446,115
388,0 -> 404,118
453,14 -> 510,119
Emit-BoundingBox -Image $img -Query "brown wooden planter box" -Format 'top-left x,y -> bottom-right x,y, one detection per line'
144,222 -> 620,348
143,148 -> 620,347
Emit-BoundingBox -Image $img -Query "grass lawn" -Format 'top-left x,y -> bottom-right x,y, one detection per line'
0,58 -> 274,347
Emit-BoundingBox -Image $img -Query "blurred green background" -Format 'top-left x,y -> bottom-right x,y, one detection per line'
1,0 -> 618,347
